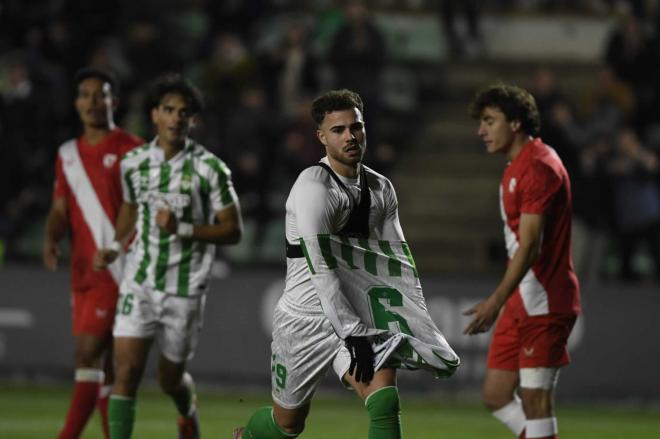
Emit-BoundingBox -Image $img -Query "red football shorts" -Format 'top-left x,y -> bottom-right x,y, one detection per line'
71,284 -> 118,337
487,305 -> 577,370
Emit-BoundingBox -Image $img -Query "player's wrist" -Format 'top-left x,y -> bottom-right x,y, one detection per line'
108,240 -> 122,254
177,222 -> 194,238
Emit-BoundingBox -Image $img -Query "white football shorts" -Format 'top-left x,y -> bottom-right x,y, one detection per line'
113,278 -> 206,363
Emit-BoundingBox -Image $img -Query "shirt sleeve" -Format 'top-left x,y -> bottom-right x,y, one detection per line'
379,178 -> 405,241
206,157 -> 238,212
293,178 -> 339,236
52,153 -> 69,200
520,161 -> 562,215
120,157 -> 137,203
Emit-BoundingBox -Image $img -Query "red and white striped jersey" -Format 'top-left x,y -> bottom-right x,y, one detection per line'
53,129 -> 143,290
499,137 -> 581,317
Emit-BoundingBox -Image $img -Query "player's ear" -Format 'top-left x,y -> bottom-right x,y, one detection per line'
317,129 -> 327,146
189,114 -> 200,128
151,107 -> 159,124
510,119 -> 522,133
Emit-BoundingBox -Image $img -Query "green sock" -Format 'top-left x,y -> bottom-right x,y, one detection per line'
243,406 -> 298,438
108,395 -> 135,439
365,387 -> 402,439
172,372 -> 196,417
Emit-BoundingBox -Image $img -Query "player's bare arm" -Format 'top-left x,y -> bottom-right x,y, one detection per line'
464,213 -> 545,335
93,202 -> 138,270
43,197 -> 68,271
155,203 -> 243,245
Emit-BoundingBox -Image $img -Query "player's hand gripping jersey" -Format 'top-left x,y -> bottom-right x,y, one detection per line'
300,234 -> 459,377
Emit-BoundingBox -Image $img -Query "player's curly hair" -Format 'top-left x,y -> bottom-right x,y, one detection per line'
74,67 -> 119,97
470,83 -> 540,136
146,72 -> 204,114
311,89 -> 364,125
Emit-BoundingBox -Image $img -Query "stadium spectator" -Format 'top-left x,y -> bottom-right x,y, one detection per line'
328,0 -> 387,144
93,73 -> 243,439
259,18 -> 321,117
604,127 -> 660,281
233,89 -> 459,439
42,68 -> 144,439
466,83 -> 581,439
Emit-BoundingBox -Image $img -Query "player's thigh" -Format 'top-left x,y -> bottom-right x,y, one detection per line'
156,293 -> 206,364
74,332 -> 112,366
270,304 -> 342,409
486,305 -> 520,371
113,281 -> 159,340
518,314 -> 577,369
73,284 -> 118,338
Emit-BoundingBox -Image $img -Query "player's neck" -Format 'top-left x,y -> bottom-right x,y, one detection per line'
507,135 -> 533,161
157,137 -> 186,161
327,156 -> 359,178
83,122 -> 115,146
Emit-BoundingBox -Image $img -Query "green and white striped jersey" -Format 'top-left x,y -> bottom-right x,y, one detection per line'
300,234 -> 460,378
120,137 -> 238,296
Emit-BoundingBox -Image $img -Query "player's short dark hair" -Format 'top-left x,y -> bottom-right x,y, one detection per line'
470,83 -> 540,136
74,67 -> 119,96
146,73 -> 204,114
311,89 -> 364,125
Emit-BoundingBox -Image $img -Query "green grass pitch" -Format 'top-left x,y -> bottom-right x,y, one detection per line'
1,384 -> 659,438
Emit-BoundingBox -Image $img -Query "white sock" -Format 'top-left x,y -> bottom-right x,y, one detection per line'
74,368 -> 104,383
492,399 -> 526,436
99,384 -> 113,398
526,417 -> 557,438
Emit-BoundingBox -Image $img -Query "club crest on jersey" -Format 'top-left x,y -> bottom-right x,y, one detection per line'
103,153 -> 118,168
508,178 -> 517,193
181,174 -> 192,191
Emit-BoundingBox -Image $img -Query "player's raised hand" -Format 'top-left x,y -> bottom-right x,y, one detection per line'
155,208 -> 178,234
42,239 -> 61,271
463,296 -> 502,335
93,248 -> 119,271
345,336 -> 375,383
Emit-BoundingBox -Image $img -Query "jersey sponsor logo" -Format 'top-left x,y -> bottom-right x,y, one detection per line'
523,346 -> 535,357
103,153 -> 118,168
508,177 -> 517,193
139,191 -> 191,213
95,307 -> 109,319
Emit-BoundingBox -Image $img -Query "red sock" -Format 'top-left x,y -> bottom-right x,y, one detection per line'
519,430 -> 525,439
96,384 -> 112,438
58,369 -> 103,439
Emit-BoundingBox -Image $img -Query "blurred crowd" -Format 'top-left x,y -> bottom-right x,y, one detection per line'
531,2 -> 660,282
0,0 -> 406,263
0,0 -> 659,282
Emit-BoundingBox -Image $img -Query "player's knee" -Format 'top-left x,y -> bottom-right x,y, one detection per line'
520,389 -> 552,418
366,386 -> 400,423
482,386 -> 515,412
246,406 -> 302,438
73,341 -> 103,367
519,367 -> 557,418
113,362 -> 143,393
